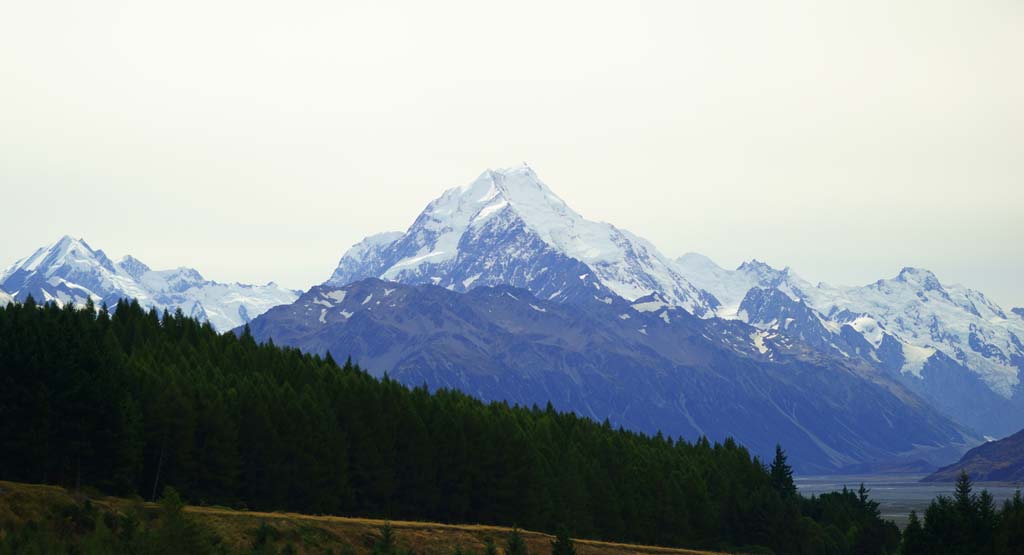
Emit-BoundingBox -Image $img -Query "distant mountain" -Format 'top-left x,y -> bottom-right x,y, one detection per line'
924,428 -> 1024,483
327,165 -> 718,316
0,236 -> 299,331
676,254 -> 1024,438
246,277 -> 976,473
0,289 -> 12,306
1014,307 -> 1024,319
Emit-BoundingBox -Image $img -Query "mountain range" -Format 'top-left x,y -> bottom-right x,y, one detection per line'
243,166 -> 1011,475
248,276 -> 973,473
5,164 -> 1020,472
0,235 -> 298,331
676,254 -> 1024,438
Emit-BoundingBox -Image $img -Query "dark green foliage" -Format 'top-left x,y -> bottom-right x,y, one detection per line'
901,512 -> 927,555
373,523 -> 398,555
0,299 -> 898,554
769,444 -> 797,498
505,528 -> 528,555
550,527 -> 575,555
900,471 -> 1024,555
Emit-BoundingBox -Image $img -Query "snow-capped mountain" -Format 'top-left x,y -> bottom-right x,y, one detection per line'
0,289 -> 12,306
676,253 -> 1024,437
0,236 -> 299,331
328,165 -> 718,315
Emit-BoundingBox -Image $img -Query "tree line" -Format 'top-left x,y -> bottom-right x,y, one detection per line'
901,471 -> 1024,555
0,298 -> 899,554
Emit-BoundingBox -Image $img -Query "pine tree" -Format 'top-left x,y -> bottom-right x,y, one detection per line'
954,470 -> 975,514
769,444 -> 796,497
505,528 -> 528,555
901,511 -> 927,555
550,527 -> 575,555
373,522 -> 398,555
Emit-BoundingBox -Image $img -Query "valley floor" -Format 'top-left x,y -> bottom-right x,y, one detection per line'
795,474 -> 1023,527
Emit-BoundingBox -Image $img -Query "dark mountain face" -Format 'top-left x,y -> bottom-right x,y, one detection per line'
924,428 -> 1024,483
899,354 -> 1024,439
246,278 -> 976,474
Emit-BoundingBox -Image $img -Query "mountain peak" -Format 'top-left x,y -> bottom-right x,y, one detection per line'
4,235 -> 117,280
737,259 -> 775,273
736,259 -> 791,282
677,252 -> 720,269
446,164 -> 569,227
896,267 -> 944,292
327,166 -> 716,315
117,255 -> 152,281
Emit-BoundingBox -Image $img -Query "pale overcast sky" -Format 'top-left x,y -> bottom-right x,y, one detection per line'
1,1 -> 1022,307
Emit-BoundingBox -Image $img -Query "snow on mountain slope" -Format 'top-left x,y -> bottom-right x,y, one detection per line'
676,253 -> 808,318
328,165 -> 718,315
0,289 -> 12,306
0,236 -> 299,331
676,254 -> 1024,397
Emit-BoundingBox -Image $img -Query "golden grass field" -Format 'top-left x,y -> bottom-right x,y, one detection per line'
0,480 -> 730,555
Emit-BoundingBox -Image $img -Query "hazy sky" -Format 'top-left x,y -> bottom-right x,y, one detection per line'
2,1 -> 1022,307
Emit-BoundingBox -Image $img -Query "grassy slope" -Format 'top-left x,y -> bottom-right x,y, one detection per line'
0,481 -> 728,555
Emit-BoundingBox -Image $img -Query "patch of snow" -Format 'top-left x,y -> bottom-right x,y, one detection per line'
632,301 -> 666,313
325,290 -> 348,303
849,316 -> 885,348
472,200 -> 508,222
901,343 -> 936,378
751,331 -> 769,354
384,250 -> 446,275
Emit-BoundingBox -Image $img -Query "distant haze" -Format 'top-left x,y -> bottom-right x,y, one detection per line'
1,1 -> 1021,307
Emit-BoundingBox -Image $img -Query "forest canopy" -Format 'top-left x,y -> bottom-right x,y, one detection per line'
0,298 -> 898,554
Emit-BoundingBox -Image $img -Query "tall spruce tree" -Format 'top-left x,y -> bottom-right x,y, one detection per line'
505,528 -> 528,555
550,527 -> 575,555
769,444 -> 797,497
